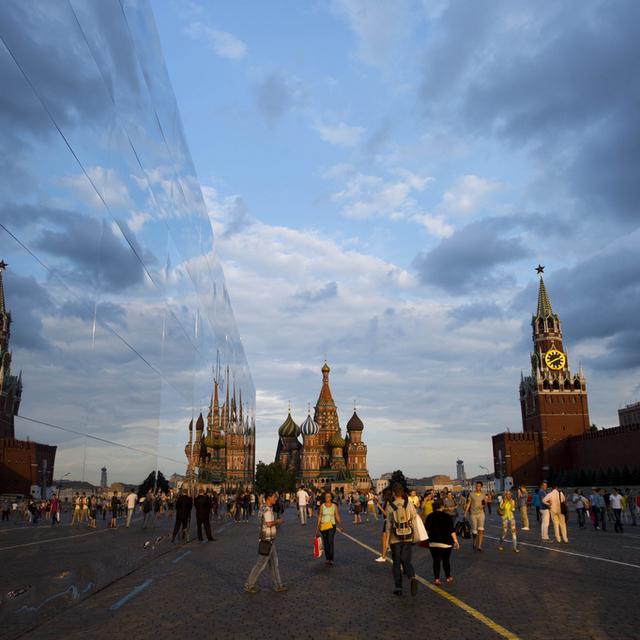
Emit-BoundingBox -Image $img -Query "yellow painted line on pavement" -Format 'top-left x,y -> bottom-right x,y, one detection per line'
339,530 -> 520,640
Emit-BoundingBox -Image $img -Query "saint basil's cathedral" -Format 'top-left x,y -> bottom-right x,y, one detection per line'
275,362 -> 371,491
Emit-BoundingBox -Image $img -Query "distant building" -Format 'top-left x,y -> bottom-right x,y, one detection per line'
619,402 -> 640,427
0,262 -> 56,495
375,477 -> 390,494
100,467 -> 108,489
456,459 -> 466,481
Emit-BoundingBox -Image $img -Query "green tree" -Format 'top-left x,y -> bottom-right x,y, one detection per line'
156,471 -> 169,493
254,461 -> 296,494
390,470 -> 408,492
137,470 -> 169,496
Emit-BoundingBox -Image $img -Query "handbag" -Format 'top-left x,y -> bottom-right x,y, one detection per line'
313,535 -> 323,558
413,514 -> 429,545
258,539 -> 272,556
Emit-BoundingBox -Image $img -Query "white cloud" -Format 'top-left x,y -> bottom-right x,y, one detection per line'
330,0 -> 416,71
411,213 -> 454,238
61,166 -> 131,210
439,174 -> 502,217
329,168 -> 433,220
185,21 -> 247,60
314,120 -> 365,147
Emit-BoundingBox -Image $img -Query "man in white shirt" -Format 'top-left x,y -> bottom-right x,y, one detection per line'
296,486 -> 310,525
125,490 -> 138,527
542,483 -> 568,543
609,488 -> 624,533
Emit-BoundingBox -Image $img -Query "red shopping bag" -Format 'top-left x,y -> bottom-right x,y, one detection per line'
313,535 -> 323,558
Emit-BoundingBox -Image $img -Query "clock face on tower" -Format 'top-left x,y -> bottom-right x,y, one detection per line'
544,349 -> 566,370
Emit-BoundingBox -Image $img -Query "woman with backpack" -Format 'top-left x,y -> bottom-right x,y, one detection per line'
385,483 -> 419,596
425,499 -> 460,586
315,491 -> 343,566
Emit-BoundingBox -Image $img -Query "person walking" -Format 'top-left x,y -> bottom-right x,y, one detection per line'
609,488 -> 624,533
109,492 -> 119,528
171,488 -> 193,542
71,493 -> 81,528
365,492 -> 379,522
125,489 -> 137,527
443,490 -> 458,524
244,490 -> 287,593
517,486 -> 530,531
296,486 -> 309,525
375,487 -> 393,563
538,482 -> 551,541
194,488 -> 215,542
50,494 -> 60,526
589,488 -> 606,531
625,489 -> 637,526
498,490 -> 519,552
425,499 -> 460,585
542,483 -> 569,543
142,490 -> 154,529
315,491 -> 343,566
386,483 -> 418,597
464,481 -> 488,551
572,488 -> 587,528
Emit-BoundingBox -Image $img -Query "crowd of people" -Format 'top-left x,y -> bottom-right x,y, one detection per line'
242,480 -> 640,596
3,479 -> 638,596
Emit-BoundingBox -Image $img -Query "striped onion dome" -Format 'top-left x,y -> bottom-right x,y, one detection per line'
327,432 -> 346,448
300,414 -> 319,436
278,411 -> 300,437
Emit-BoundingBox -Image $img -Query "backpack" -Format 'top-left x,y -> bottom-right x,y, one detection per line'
456,519 -> 471,539
390,499 -> 414,541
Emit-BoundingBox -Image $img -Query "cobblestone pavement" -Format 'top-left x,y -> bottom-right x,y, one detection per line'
4,508 -> 640,640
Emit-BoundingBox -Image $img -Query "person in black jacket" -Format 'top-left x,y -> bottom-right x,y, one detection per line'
425,499 -> 460,586
171,487 -> 193,542
194,488 -> 215,542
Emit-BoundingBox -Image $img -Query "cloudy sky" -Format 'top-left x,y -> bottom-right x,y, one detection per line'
150,0 -> 640,479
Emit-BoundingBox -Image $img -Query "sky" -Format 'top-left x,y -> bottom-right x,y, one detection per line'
149,0 -> 640,480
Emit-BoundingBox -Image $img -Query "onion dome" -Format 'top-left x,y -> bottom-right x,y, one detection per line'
278,411 -> 300,438
211,436 -> 226,449
328,432 -> 345,448
204,434 -> 213,447
195,413 -> 205,431
322,361 -> 330,374
188,419 -> 193,431
300,414 -> 319,436
346,410 -> 364,432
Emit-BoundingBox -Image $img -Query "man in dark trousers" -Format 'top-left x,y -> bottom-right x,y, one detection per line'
171,487 -> 193,543
194,488 -> 216,542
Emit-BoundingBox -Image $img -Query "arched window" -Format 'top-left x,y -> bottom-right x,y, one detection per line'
538,318 -> 545,333
543,380 -> 550,390
564,379 -> 571,390
547,317 -> 554,331
553,379 -> 560,391
574,380 -> 581,390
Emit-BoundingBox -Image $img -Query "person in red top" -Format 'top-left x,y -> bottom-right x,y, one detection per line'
50,494 -> 60,527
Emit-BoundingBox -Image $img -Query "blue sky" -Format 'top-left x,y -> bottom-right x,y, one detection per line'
149,0 -> 640,479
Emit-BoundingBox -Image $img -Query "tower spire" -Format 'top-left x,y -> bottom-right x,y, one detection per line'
536,276 -> 553,318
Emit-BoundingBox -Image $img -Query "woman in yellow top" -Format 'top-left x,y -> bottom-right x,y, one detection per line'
498,490 -> 519,553
316,492 -> 343,566
421,493 -> 434,520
